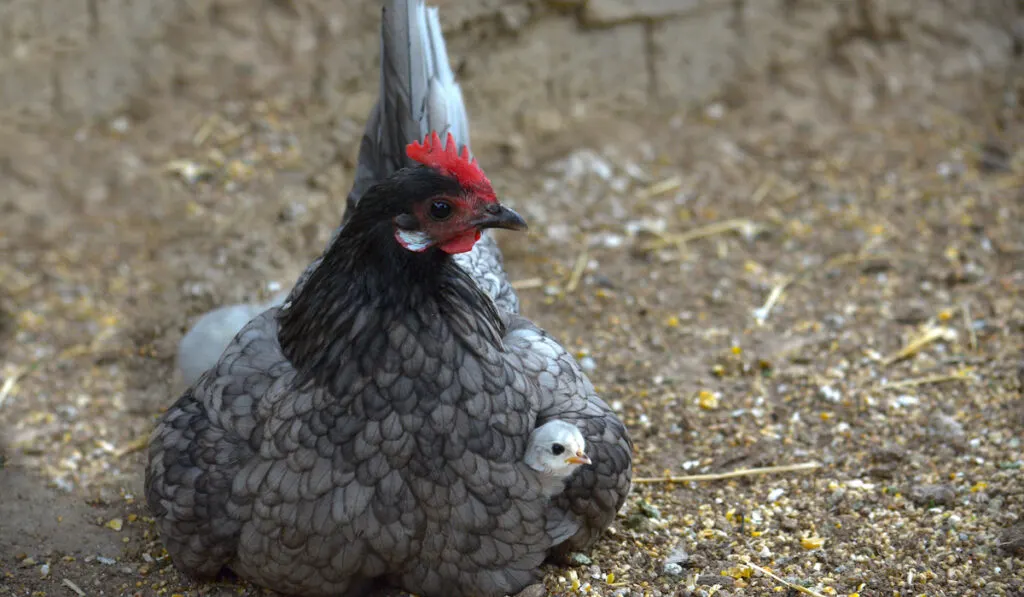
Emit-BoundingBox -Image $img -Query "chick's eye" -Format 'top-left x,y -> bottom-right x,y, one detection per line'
429,200 -> 453,221
551,443 -> 565,456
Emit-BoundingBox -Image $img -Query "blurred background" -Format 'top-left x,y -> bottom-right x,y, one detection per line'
1,1 -> 1022,595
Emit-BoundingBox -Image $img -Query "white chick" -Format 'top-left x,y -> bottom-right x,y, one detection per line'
524,420 -> 592,497
176,290 -> 288,386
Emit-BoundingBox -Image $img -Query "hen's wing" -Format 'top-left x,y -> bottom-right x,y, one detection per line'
147,312 -> 280,577
151,310 -> 382,596
503,316 -> 634,554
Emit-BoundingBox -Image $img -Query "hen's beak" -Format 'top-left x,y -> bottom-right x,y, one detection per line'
477,204 -> 528,231
565,451 -> 591,466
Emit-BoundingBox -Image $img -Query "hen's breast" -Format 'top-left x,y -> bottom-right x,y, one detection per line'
229,311 -> 550,597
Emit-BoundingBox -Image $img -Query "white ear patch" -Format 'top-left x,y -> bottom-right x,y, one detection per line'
395,229 -> 433,252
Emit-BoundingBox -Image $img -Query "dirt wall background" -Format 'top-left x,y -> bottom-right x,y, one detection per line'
2,0 -> 1021,138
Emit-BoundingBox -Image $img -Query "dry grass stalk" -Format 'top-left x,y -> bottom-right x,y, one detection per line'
0,327 -> 118,410
962,301 -> 977,351
753,274 -> 795,326
0,365 -> 27,409
637,176 -> 682,200
510,278 -> 544,290
61,579 -> 86,597
564,247 -> 590,294
750,173 -> 777,204
742,558 -> 827,597
192,114 -> 223,147
114,436 -> 150,458
878,369 -> 973,390
992,175 -> 1024,191
632,461 -> 821,484
881,326 -> 957,367
641,218 -> 760,253
754,252 -> 899,325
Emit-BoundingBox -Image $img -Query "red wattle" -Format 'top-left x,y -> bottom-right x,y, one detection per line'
439,230 -> 481,254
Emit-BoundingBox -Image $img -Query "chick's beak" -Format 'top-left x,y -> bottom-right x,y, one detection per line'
565,451 -> 591,466
477,204 -> 528,231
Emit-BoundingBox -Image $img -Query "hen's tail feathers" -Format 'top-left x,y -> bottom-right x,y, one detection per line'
345,0 -> 470,219
286,0 -> 472,303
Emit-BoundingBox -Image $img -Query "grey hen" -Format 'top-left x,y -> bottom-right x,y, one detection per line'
147,2 -> 632,596
174,0 -> 515,386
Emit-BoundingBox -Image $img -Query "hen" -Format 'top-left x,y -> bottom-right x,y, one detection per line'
147,2 -> 633,597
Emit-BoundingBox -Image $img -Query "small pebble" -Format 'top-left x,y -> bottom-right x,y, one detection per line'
109,115 -> 130,133
637,501 -> 661,519
696,574 -> 734,587
780,516 -> 799,532
818,385 -> 842,402
567,552 -> 592,566
664,547 -> 689,566
999,522 -> 1024,554
928,412 -> 966,445
892,394 -> 920,408
662,562 -> 683,576
909,483 -> 956,507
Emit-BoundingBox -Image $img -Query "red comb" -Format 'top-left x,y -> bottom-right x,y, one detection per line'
406,131 -> 496,202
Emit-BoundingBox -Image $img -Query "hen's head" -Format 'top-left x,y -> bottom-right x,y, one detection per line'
525,420 -> 591,481
374,131 -> 526,255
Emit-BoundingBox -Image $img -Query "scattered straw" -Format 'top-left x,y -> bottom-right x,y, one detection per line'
750,173 -> 777,204
114,436 -> 150,459
0,327 -> 118,410
962,301 -> 977,351
564,247 -> 589,294
877,369 -> 974,390
742,558 -> 827,597
752,274 -> 795,326
881,326 -> 958,367
62,579 -> 86,597
992,175 -> 1024,191
632,461 -> 821,484
753,252 -> 901,325
510,278 -> 544,290
0,365 -> 27,409
641,218 -> 761,253
637,176 -> 682,200
192,114 -> 222,147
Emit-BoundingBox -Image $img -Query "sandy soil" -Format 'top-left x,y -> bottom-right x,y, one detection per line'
0,49 -> 1022,597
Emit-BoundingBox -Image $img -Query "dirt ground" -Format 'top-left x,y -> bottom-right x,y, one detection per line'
1,16 -> 1023,597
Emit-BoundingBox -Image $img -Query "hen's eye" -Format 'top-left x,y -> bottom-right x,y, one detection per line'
429,200 -> 453,221
551,443 -> 565,456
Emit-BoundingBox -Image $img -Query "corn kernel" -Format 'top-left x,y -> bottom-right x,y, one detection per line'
801,536 -> 825,550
